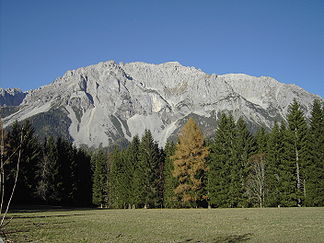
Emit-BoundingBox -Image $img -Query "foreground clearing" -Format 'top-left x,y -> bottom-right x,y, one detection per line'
3,207 -> 324,242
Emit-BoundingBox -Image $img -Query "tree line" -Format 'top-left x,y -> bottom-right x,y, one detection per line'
0,99 -> 323,208
1,121 -> 92,206
93,99 -> 324,208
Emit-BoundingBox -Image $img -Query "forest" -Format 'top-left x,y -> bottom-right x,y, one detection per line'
0,99 -> 323,209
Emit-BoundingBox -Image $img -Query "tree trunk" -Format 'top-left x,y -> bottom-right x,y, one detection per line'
303,179 -> 306,202
295,129 -> 301,207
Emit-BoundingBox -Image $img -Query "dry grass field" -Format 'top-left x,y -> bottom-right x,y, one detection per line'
3,207 -> 324,242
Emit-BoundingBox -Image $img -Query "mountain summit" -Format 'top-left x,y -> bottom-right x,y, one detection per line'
1,61 -> 320,147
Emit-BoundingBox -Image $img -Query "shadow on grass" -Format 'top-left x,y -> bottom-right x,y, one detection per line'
11,213 -> 87,219
177,233 -> 253,243
3,218 -> 77,242
214,233 -> 253,242
9,204 -> 100,214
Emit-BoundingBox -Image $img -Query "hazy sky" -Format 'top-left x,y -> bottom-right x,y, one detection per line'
1,0 -> 323,97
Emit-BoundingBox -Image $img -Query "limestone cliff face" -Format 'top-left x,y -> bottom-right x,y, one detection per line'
2,61 -> 320,147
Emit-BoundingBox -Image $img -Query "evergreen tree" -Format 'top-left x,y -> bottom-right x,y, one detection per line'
92,150 -> 108,207
255,127 -> 268,153
163,141 -> 179,208
6,120 -> 41,203
36,136 -> 57,202
157,147 -> 165,207
73,148 -> 92,206
126,135 -> 140,208
265,123 -> 284,206
40,137 -> 64,204
172,118 -> 209,207
284,99 -> 309,206
105,131 -> 179,209
280,122 -> 298,206
233,117 -> 255,207
137,130 -> 162,208
306,99 -> 324,206
208,113 -> 236,207
44,137 -> 92,206
252,127 -> 269,207
108,147 -> 128,208
55,138 -> 74,204
132,145 -> 146,208
108,135 -> 141,209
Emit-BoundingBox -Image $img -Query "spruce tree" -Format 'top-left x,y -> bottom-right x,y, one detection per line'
285,99 -> 309,206
163,141 -> 179,208
74,148 -> 92,206
306,99 -> 324,206
280,122 -> 298,206
36,136 -> 57,202
208,113 -> 235,207
6,120 -> 41,203
55,138 -> 74,204
132,144 -> 146,208
172,118 -> 209,207
92,150 -> 107,207
233,117 -> 255,207
108,147 -> 128,208
126,135 -> 140,208
255,127 -> 268,153
137,130 -> 162,208
265,123 -> 284,207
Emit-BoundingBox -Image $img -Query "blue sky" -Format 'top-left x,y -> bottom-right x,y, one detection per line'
0,0 -> 323,97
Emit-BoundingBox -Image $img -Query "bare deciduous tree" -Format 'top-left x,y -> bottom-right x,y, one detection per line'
245,153 -> 266,208
0,118 -> 25,236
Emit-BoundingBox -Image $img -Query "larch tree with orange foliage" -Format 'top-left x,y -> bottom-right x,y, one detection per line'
172,118 -> 209,207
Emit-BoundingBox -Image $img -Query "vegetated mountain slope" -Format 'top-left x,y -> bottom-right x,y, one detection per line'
1,61 -> 320,147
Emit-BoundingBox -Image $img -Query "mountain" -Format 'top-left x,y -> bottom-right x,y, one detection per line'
0,88 -> 27,106
1,61 -> 321,147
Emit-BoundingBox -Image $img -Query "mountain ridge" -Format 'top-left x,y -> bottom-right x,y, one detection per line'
1,60 -> 321,148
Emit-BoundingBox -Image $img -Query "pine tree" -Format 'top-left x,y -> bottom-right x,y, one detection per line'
126,135 -> 140,208
92,150 -> 108,207
108,147 -> 128,208
55,138 -> 74,204
172,118 -> 209,207
41,137 -> 64,204
163,141 -> 179,208
252,127 -> 269,207
233,117 -> 255,207
265,123 -> 283,207
285,99 -> 309,206
6,120 -> 41,203
280,122 -> 298,206
137,130 -> 162,208
132,144 -> 146,208
208,113 -> 236,207
255,127 -> 268,153
306,99 -> 324,206
157,147 -> 165,207
36,136 -> 57,202
73,148 -> 92,206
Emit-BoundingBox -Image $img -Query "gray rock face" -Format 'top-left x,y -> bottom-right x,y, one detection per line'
2,61 -> 321,147
0,88 -> 27,106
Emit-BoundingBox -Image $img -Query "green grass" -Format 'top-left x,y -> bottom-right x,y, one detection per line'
3,207 -> 324,242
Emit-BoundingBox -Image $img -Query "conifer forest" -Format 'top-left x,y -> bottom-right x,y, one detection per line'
1,99 -> 323,208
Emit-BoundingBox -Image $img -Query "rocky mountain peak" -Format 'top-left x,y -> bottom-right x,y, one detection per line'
0,88 -> 27,106
1,61 -> 321,148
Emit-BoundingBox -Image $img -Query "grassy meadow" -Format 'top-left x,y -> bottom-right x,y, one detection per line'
3,207 -> 324,242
